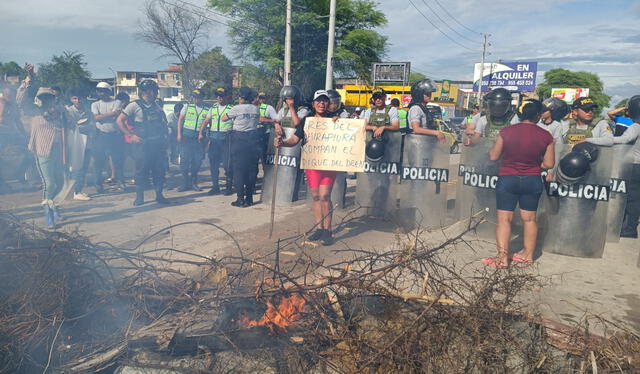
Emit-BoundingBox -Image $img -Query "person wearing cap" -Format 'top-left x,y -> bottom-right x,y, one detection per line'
275,90 -> 337,245
200,87 -> 234,196
220,87 -> 260,207
65,88 -> 95,201
92,81 -> 126,193
176,89 -> 208,192
559,97 -> 613,145
363,89 -> 400,138
390,98 -> 408,133
117,79 -> 169,206
350,107 -> 363,119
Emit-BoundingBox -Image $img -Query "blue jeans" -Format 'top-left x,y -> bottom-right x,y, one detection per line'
35,144 -> 64,201
496,175 -> 543,212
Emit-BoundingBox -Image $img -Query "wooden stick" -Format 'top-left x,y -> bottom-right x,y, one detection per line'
269,136 -> 281,239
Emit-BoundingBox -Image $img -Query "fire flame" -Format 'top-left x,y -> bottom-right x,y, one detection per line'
240,294 -> 306,333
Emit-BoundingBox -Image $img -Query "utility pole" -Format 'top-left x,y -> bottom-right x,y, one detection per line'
476,33 -> 489,105
284,0 -> 292,86
324,0 -> 337,90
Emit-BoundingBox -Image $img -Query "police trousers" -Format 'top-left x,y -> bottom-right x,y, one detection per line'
623,163 -> 640,229
132,139 -> 166,190
179,136 -> 205,177
208,135 -> 233,187
231,131 -> 258,199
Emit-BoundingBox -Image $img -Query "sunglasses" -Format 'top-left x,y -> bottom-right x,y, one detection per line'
579,107 -> 595,112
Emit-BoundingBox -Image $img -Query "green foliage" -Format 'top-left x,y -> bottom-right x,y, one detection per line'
615,98 -> 629,108
0,62 -> 25,78
409,72 -> 427,85
237,64 -> 282,104
191,47 -> 235,99
536,68 -> 610,114
36,51 -> 92,97
207,0 -> 388,96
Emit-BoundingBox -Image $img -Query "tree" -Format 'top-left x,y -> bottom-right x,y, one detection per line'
0,62 -> 25,79
207,0 -> 388,96
137,0 -> 210,92
36,51 -> 92,95
615,98 -> 629,108
409,72 -> 427,85
536,68 -> 611,115
191,47 -> 235,98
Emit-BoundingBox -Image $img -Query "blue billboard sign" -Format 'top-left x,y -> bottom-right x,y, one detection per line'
473,61 -> 538,92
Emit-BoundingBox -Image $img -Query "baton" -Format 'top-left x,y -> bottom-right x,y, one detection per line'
269,135 -> 281,239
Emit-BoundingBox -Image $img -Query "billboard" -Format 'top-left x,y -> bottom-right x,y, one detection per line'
551,88 -> 590,103
473,61 -> 538,92
371,62 -> 411,85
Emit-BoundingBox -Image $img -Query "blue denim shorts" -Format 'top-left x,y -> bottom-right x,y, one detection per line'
496,175 -> 544,212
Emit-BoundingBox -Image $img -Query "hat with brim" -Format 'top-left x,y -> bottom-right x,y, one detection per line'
572,97 -> 597,111
313,90 -> 330,101
214,88 -> 226,97
191,89 -> 203,98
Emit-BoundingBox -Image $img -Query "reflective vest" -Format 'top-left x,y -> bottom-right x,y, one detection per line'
281,107 -> 303,128
397,108 -> 408,131
368,106 -> 392,127
563,119 -> 598,145
133,99 -> 167,141
259,103 -> 273,129
484,112 -> 515,138
208,104 -> 232,138
182,104 -> 207,137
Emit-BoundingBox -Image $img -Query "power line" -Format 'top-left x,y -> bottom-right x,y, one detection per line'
420,0 -> 481,45
432,0 -> 482,35
407,0 -> 479,53
163,0 -> 260,34
170,0 -> 238,22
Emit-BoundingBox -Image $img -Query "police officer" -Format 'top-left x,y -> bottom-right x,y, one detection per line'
256,92 -> 278,168
559,97 -> 613,145
390,98 -> 409,133
467,88 -> 519,143
176,89 -> 208,192
608,104 -> 634,136
221,87 -> 260,207
327,89 -> 349,118
407,79 -> 446,141
363,89 -> 400,138
538,97 -> 569,144
117,80 -> 169,206
612,95 -> 640,238
200,88 -> 233,195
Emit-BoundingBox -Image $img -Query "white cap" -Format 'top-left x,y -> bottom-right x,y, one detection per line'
313,90 -> 330,101
96,81 -> 112,90
355,107 -> 362,112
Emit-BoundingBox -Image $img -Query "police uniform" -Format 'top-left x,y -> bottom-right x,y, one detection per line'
364,106 -> 400,128
121,98 -> 168,205
178,102 -> 208,191
227,102 -> 260,206
205,101 -> 234,194
558,117 -> 613,145
473,112 -> 519,138
258,101 -> 277,164
613,122 -> 640,237
397,107 -> 409,132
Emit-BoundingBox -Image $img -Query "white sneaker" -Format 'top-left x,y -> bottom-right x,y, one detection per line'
74,192 -> 91,201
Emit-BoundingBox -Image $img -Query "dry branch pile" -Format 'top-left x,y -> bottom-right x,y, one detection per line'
0,212 -> 638,374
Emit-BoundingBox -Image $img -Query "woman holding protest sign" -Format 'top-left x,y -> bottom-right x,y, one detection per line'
484,99 -> 555,268
275,90 -> 336,245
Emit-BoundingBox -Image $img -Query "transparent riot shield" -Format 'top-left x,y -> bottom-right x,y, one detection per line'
396,135 -> 451,230
606,144 -> 634,243
355,131 -> 403,217
261,127 -> 302,206
538,145 -> 613,258
454,138 -> 501,236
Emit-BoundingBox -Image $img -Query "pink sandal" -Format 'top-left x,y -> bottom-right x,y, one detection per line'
481,257 -> 508,268
511,254 -> 534,265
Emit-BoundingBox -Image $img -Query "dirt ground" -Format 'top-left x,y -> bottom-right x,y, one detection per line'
1,161 -> 639,335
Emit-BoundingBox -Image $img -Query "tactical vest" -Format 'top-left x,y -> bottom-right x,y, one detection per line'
368,106 -> 392,127
281,107 -> 303,128
182,104 -> 207,137
259,103 -> 273,129
133,99 -> 167,141
563,118 -> 598,145
397,108 -> 408,131
483,112 -> 515,138
207,104 -> 232,139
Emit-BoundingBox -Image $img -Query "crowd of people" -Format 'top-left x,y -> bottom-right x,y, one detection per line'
0,65 -> 638,254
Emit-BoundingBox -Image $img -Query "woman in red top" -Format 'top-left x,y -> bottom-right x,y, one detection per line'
484,100 -> 555,267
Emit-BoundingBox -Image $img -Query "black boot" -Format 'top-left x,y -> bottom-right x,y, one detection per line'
231,194 -> 245,207
224,176 -> 233,196
244,185 -> 254,207
177,174 -> 192,192
133,187 -> 145,206
208,183 -> 220,195
155,187 -> 169,204
192,175 -> 202,192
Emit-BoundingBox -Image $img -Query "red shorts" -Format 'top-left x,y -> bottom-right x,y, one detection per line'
306,169 -> 337,189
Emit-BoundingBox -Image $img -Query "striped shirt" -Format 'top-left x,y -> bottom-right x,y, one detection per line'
28,115 -> 64,158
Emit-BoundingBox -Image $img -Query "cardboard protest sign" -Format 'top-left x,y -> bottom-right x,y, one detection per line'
301,117 -> 366,172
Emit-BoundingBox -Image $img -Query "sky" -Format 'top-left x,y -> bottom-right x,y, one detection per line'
1,0 -> 638,106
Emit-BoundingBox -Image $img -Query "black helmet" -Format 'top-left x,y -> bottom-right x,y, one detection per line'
573,141 -> 599,163
627,95 -> 640,123
238,87 -> 257,101
138,79 -> 159,92
485,88 -> 512,118
326,89 -> 341,106
543,97 -> 570,121
556,151 -> 591,185
365,137 -> 385,162
411,79 -> 437,100
279,85 -> 303,107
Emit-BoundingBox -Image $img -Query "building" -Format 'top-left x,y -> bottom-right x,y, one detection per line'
115,71 -> 156,99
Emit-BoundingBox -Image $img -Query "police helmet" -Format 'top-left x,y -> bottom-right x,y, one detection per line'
543,97 -> 570,121
627,95 -> 640,123
556,151 -> 591,185
365,137 -> 385,162
326,89 -> 342,106
485,88 -> 512,118
279,85 -> 303,106
573,141 -> 599,163
410,79 -> 437,100
138,79 -> 159,92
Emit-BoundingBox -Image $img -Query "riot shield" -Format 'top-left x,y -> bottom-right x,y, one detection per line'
305,172 -> 347,210
454,138 -> 501,235
538,145 -> 613,258
261,127 -> 302,206
355,131 -> 403,217
606,144 -> 634,243
396,134 -> 451,230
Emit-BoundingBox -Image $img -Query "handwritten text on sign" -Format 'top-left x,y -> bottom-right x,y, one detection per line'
301,117 -> 366,172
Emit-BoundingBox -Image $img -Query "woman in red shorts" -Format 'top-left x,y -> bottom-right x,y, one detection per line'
275,90 -> 336,245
